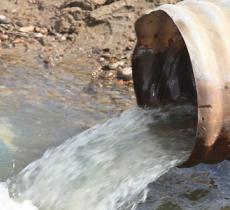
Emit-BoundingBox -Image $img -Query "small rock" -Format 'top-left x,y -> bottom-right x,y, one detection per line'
116,79 -> 124,86
0,34 -> 8,40
54,17 -> 75,34
66,35 -> 75,41
111,93 -> 123,100
93,0 -> 107,5
117,60 -> 125,67
19,26 -> 35,33
108,60 -> 125,70
11,9 -> 17,14
0,15 -> 11,24
100,70 -> 115,79
34,26 -> 48,35
128,33 -> 136,42
117,67 -> 132,81
60,35 -> 67,41
15,21 -> 23,27
33,33 -> 43,38
108,62 -> 120,70
13,38 -> 26,45
99,57 -> 105,62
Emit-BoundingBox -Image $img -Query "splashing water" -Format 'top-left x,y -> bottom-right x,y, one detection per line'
6,104 -> 196,210
0,183 -> 37,210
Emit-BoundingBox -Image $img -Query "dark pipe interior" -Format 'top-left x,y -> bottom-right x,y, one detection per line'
132,42 -> 197,107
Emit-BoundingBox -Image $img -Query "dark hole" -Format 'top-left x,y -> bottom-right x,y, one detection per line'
132,39 -> 197,107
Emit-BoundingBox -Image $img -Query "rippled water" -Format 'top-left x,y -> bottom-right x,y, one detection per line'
1,104 -> 195,210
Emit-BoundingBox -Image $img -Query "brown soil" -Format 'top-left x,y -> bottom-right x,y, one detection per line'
0,0 -> 181,109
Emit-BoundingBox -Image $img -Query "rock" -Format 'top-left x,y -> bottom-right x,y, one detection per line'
61,1 -> 93,11
19,26 -> 35,33
117,67 -> 132,81
13,38 -> 27,45
108,62 -> 119,70
61,0 -> 109,11
107,60 -> 125,70
0,34 -> 8,40
93,0 -> 107,5
100,70 -> 115,79
33,33 -> 44,38
11,9 -> 17,14
99,57 -> 105,62
90,0 -> 133,22
34,26 -> 48,35
54,18 -> 75,34
66,34 -> 75,41
58,35 -> 67,41
15,21 -> 23,27
0,15 -> 11,24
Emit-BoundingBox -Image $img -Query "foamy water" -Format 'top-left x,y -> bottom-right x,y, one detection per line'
0,183 -> 37,210
3,105 -> 196,210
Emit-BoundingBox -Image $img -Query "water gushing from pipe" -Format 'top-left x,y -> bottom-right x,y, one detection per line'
7,104 -> 196,210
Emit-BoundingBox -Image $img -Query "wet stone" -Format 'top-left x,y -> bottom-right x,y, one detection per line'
0,15 -> 11,24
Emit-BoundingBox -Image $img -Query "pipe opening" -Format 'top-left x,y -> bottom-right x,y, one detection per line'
132,10 -> 201,167
132,10 -> 197,108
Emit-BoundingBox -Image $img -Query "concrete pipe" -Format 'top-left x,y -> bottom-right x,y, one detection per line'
132,0 -> 230,167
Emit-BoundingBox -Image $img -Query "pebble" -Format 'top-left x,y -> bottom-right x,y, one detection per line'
100,71 -> 114,79
0,34 -> 8,40
108,62 -> 120,70
34,26 -> 48,35
102,60 -> 125,71
33,33 -> 43,38
0,15 -> 11,24
93,0 -> 107,5
19,26 -> 35,33
117,67 -> 132,81
99,57 -> 105,62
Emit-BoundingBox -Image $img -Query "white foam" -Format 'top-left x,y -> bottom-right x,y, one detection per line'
0,183 -> 38,210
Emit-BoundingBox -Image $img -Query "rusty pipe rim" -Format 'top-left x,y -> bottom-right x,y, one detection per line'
132,0 -> 230,167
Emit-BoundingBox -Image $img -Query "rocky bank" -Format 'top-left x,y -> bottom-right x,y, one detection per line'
0,0 -> 181,112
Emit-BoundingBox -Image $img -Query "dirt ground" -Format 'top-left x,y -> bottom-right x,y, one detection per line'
0,0 -> 181,102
